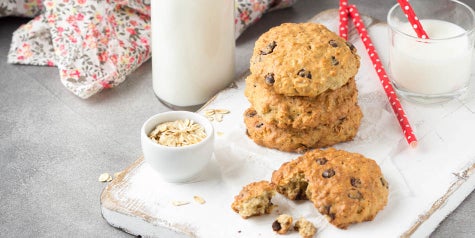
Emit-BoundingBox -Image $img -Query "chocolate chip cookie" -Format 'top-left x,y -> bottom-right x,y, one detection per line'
245,73 -> 359,129
250,23 -> 360,97
271,148 -> 389,229
243,107 -> 362,153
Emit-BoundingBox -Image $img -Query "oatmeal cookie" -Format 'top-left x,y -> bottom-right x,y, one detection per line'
231,181 -> 276,219
250,23 -> 360,97
245,74 -> 358,129
271,148 -> 389,229
243,107 -> 362,153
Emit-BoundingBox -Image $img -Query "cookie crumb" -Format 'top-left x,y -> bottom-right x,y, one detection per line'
294,218 -> 317,238
272,214 -> 293,234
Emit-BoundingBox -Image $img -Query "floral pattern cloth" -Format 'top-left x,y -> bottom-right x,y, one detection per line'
2,0 -> 298,98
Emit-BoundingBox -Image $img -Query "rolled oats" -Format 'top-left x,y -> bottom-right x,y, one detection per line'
203,109 -> 230,122
204,110 -> 215,117
98,173 -> 112,182
148,119 -> 206,147
172,200 -> 190,206
193,196 -> 206,204
215,109 -> 230,114
215,113 -> 224,122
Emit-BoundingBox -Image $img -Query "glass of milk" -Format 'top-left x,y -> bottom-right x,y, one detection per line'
151,0 -> 235,110
387,0 -> 475,103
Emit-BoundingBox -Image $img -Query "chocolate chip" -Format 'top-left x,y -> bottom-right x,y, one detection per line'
315,157 -> 328,165
331,56 -> 339,66
295,189 -> 308,200
323,205 -> 335,221
322,169 -> 335,178
338,116 -> 347,122
272,220 -> 282,232
347,189 -> 363,200
296,145 -> 309,154
380,177 -> 389,189
357,206 -> 364,214
246,110 -> 257,118
297,69 -> 312,79
346,42 -> 356,53
256,122 -> 264,128
260,41 -> 277,55
328,39 -> 339,47
294,223 -> 300,231
265,73 -> 275,85
350,177 -> 362,188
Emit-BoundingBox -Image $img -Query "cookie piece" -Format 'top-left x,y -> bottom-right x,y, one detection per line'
272,214 -> 293,234
294,218 -> 317,238
231,181 -> 276,219
244,107 -> 362,153
245,73 -> 358,129
250,23 -> 360,97
271,148 -> 389,229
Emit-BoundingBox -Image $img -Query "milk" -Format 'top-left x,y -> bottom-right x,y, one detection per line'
389,19 -> 473,95
151,0 -> 235,108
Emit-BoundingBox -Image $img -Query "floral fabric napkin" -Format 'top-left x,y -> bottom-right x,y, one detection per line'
2,0 -> 298,98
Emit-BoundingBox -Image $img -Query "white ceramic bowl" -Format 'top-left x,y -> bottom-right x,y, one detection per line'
141,111 -> 214,182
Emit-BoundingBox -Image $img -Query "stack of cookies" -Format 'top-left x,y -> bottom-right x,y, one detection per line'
244,23 -> 363,153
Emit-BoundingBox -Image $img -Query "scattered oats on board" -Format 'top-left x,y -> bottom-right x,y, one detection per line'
148,119 -> 206,147
193,196 -> 206,204
203,109 -> 230,122
98,173 -> 112,182
172,201 -> 190,206
217,132 -> 224,137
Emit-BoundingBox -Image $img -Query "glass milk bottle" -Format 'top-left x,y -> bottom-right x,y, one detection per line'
151,0 -> 235,110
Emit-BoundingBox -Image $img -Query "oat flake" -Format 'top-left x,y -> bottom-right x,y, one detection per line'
148,119 -> 206,147
203,109 -> 230,122
193,196 -> 206,204
172,201 -> 190,206
98,173 -> 112,182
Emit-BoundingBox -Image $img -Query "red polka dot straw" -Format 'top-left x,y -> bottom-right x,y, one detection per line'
397,0 -> 429,39
339,0 -> 349,40
343,4 -> 418,147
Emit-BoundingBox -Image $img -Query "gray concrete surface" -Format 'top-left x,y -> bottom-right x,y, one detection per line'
1,0 -> 474,237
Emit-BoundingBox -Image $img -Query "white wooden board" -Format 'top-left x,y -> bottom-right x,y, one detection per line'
100,9 -> 475,238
